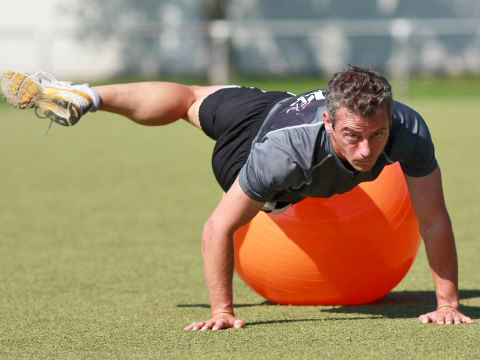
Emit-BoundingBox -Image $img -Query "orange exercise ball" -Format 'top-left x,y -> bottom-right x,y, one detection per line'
233,163 -> 420,305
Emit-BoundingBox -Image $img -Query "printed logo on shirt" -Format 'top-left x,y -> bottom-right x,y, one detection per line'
286,90 -> 325,113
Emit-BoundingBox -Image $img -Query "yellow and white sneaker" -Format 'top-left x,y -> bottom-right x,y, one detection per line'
0,70 -> 100,126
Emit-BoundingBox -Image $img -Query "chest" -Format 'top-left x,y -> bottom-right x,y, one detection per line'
291,156 -> 390,198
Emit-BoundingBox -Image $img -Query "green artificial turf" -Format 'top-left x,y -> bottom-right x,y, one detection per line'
0,85 -> 479,359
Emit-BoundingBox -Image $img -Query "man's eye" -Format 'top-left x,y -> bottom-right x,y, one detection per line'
346,133 -> 357,140
372,132 -> 384,139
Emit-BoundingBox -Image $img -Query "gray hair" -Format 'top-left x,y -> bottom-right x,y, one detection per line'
325,65 -> 393,126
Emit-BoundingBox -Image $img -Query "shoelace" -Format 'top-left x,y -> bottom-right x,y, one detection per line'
30,71 -> 74,132
33,107 -> 55,136
32,97 -> 54,135
31,71 -> 72,87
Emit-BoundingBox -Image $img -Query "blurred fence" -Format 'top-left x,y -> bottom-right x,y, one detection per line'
1,17 -> 480,95
208,18 -> 480,95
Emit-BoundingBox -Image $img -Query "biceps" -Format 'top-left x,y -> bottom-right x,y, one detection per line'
405,167 -> 449,226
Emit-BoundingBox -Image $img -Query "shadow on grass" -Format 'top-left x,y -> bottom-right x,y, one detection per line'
177,301 -> 273,309
177,289 -> 480,323
247,317 -> 379,326
323,289 -> 480,319
177,302 -> 379,326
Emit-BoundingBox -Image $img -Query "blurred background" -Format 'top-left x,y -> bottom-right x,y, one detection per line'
1,0 -> 480,96
1,2 -> 479,357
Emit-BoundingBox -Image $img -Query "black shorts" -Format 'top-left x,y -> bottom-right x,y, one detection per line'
199,86 -> 292,192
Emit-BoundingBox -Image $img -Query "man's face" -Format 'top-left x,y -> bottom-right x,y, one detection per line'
323,106 -> 390,172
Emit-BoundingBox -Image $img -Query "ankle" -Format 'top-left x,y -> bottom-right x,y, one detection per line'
72,84 -> 100,111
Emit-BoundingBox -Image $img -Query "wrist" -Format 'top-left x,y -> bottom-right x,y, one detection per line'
211,310 -> 234,317
435,286 -> 459,309
437,302 -> 459,310
210,301 -> 234,317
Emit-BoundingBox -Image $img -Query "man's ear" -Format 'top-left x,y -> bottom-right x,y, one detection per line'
323,112 -> 334,134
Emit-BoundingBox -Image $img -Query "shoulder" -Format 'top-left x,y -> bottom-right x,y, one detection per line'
239,127 -> 321,202
255,125 -> 322,171
389,101 -> 438,177
390,101 -> 432,144
256,89 -> 326,143
391,101 -> 425,128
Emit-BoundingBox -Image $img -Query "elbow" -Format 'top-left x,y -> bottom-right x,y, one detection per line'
201,218 -> 214,255
418,212 -> 452,235
201,216 -> 233,256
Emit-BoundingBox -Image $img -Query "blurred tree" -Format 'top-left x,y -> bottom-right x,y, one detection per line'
74,0 -> 209,77
205,0 -> 226,20
72,0 -> 480,78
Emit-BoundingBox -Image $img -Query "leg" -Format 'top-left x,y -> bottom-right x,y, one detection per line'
94,82 -> 227,129
0,70 -> 226,129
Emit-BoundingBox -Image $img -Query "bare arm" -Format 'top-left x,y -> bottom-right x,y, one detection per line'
405,167 -> 473,324
184,178 -> 265,331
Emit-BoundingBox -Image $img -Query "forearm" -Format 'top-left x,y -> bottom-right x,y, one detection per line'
405,167 -> 472,324
201,225 -> 235,316
421,219 -> 459,308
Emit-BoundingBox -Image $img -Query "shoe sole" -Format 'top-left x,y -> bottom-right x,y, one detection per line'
1,71 -> 41,109
1,71 -> 82,126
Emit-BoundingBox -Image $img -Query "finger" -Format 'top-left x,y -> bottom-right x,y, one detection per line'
445,313 -> 454,325
212,320 -> 228,331
191,322 -> 206,331
201,321 -> 215,331
460,315 -> 474,324
418,314 -> 431,324
184,322 -> 198,331
234,319 -> 245,329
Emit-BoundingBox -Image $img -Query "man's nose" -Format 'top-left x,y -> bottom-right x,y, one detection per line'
359,139 -> 372,158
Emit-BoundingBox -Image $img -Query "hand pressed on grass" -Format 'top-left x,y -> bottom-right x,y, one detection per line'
184,312 -> 245,331
418,306 -> 474,325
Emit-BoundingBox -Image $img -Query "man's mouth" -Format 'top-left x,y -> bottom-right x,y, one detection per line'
356,159 -> 374,165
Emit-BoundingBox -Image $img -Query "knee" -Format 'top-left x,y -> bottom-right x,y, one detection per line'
190,85 -> 227,102
186,85 -> 226,128
189,85 -> 211,103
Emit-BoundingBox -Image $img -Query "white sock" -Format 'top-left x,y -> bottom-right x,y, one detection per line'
72,83 -> 101,112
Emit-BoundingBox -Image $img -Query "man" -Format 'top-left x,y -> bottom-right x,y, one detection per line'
0,66 -> 473,330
